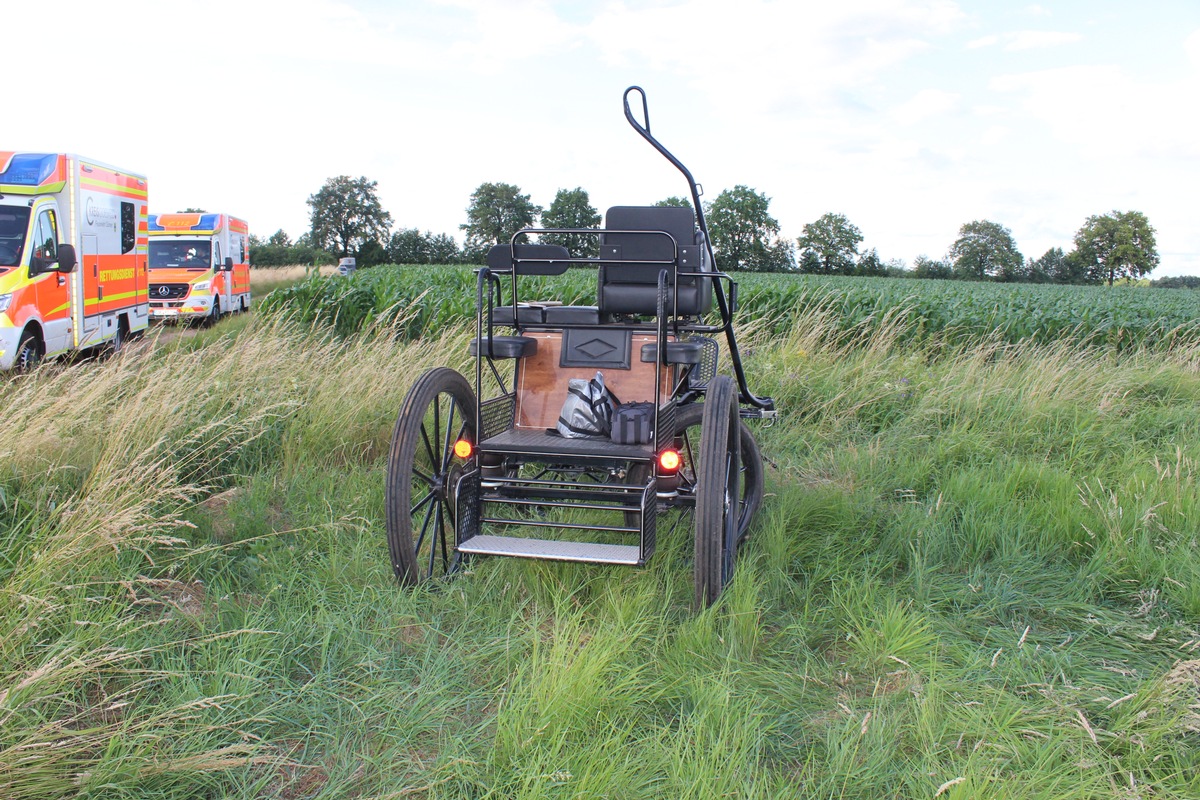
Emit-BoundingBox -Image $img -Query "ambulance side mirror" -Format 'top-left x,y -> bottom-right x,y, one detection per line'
56,244 -> 78,274
223,257 -> 233,272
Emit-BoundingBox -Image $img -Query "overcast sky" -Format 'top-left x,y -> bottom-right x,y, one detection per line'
7,1 -> 1198,275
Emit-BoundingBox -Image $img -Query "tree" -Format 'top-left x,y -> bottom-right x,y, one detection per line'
1028,246 -> 1087,284
855,248 -> 887,277
387,228 -> 430,264
426,233 -> 461,264
912,255 -> 953,280
1072,210 -> 1159,286
307,176 -> 392,259
461,182 -> 541,263
539,187 -> 600,258
655,196 -> 693,209
357,239 -> 388,268
949,220 -> 1023,281
387,229 -> 461,264
267,229 -> 291,247
797,212 -> 863,275
180,207 -> 207,213
705,185 -> 789,272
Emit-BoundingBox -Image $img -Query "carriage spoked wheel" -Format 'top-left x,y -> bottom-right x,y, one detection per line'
386,367 -> 478,584
693,375 -> 743,608
675,396 -> 764,544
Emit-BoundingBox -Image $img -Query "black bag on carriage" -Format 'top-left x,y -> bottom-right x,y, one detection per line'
556,371 -> 618,439
610,401 -> 655,444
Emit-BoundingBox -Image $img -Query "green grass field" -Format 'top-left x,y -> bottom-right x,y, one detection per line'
260,265 -> 1200,349
2,301 -> 1199,798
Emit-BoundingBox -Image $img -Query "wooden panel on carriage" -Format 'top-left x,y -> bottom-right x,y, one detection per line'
514,330 -> 671,430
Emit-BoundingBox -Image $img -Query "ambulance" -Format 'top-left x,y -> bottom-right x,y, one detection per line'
0,152 -> 149,370
147,213 -> 250,323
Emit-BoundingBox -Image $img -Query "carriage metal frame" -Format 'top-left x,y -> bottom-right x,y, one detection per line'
385,87 -> 776,607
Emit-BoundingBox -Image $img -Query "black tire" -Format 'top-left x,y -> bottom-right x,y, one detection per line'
694,375 -> 740,608
14,332 -> 41,372
675,400 -> 764,543
385,367 -> 478,584
207,298 -> 221,327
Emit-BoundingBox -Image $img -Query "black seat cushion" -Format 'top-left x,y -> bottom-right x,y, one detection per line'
542,305 -> 600,326
491,305 -> 545,326
469,336 -> 538,359
599,206 -> 712,317
486,243 -> 570,275
640,341 -> 703,365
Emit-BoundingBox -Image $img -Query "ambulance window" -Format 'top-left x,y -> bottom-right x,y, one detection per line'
0,207 -> 30,267
120,202 -> 136,253
238,237 -> 245,263
213,241 -> 222,268
33,210 -> 57,263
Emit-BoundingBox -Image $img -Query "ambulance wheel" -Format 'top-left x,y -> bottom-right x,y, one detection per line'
694,376 -> 740,609
386,367 -> 478,585
675,400 -> 763,543
14,332 -> 41,372
207,299 -> 221,326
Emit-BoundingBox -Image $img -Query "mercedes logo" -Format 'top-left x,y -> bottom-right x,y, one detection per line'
157,286 -> 170,297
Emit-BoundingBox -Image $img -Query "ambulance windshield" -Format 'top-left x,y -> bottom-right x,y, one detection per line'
149,240 -> 211,269
0,206 -> 30,269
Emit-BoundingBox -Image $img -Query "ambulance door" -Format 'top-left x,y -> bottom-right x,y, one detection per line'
81,235 -> 100,341
212,238 -> 231,313
29,206 -> 72,355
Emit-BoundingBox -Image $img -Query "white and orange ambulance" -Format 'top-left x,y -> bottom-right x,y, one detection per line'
0,152 -> 149,370
147,213 -> 250,323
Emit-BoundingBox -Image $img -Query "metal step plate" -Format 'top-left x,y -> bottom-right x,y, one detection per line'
458,534 -> 641,565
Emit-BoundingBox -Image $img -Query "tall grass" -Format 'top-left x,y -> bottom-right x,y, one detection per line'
1,310 -> 1198,797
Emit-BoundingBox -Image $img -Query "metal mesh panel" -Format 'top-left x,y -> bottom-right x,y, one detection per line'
640,482 -> 656,561
455,468 -> 481,546
480,393 -> 516,439
655,400 -> 677,451
687,335 -> 719,389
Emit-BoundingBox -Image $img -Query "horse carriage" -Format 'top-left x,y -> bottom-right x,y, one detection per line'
385,87 -> 776,607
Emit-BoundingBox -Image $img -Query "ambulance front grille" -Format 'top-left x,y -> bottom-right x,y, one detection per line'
150,284 -> 189,300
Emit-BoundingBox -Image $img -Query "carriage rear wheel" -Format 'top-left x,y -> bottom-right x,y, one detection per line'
385,367 -> 478,584
694,375 -> 741,608
675,399 -> 763,543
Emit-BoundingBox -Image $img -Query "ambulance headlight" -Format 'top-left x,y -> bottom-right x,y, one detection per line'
192,281 -> 210,291
0,293 -> 11,313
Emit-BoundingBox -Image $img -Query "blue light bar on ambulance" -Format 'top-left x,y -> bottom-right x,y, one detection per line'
0,153 -> 59,186
147,213 -> 222,233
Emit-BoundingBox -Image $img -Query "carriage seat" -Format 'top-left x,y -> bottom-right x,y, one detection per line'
640,341 -> 703,365
491,304 -> 545,326
543,305 -> 601,325
598,206 -> 713,318
469,336 -> 537,359
484,243 -> 600,328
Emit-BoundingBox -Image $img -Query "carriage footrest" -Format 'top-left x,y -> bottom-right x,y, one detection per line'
458,534 -> 641,565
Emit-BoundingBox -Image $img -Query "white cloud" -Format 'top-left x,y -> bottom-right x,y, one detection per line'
967,34 -> 1000,49
892,89 -> 961,125
1187,28 -> 1200,67
1004,30 -> 1083,51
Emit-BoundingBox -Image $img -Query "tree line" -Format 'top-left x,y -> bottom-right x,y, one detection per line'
249,175 -> 1164,287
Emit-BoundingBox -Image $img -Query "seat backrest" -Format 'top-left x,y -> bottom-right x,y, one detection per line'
486,243 -> 570,275
598,206 -> 711,316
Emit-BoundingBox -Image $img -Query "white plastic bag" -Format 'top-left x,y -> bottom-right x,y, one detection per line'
556,371 -> 617,438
